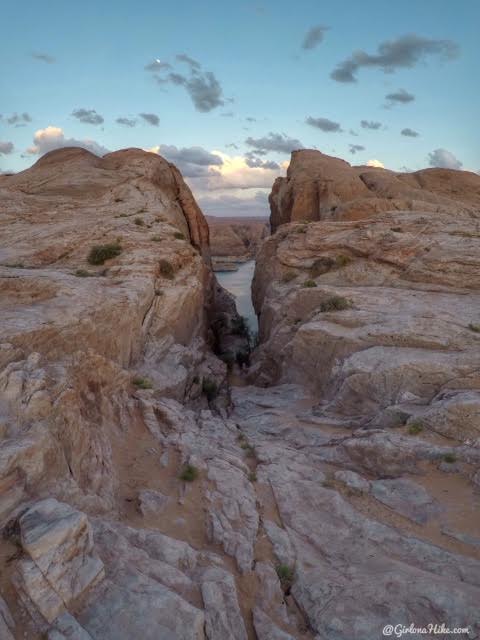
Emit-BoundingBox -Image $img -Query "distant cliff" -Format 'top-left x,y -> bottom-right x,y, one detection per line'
207,215 -> 269,270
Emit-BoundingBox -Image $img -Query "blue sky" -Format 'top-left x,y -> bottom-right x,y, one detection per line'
1,0 -> 479,216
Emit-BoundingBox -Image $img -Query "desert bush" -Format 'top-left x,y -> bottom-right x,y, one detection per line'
310,257 -> 335,277
88,243 -> 122,265
134,217 -> 144,226
319,295 -> 351,312
303,279 -> 317,288
179,464 -> 198,482
336,254 -> 352,267
132,376 -> 153,389
173,231 -> 186,240
202,378 -> 218,401
443,453 -> 456,464
75,269 -> 93,278
248,472 -> 257,482
468,323 -> 480,333
159,259 -> 175,279
276,565 -> 294,591
408,421 -> 423,435
282,271 -> 297,283
151,235 -> 162,242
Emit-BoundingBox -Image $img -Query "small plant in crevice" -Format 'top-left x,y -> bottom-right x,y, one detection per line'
319,295 -> 351,312
408,421 -> 424,435
443,453 -> 456,464
202,377 -> 218,402
74,269 -> 93,278
132,376 -> 153,390
468,323 -> 480,333
303,279 -> 317,288
134,217 -> 145,226
309,256 -> 335,278
159,259 -> 175,280
336,254 -> 352,267
276,564 -> 294,592
88,242 -> 122,265
151,235 -> 162,242
173,231 -> 186,240
179,464 -> 198,482
282,270 -> 297,283
248,471 -> 257,482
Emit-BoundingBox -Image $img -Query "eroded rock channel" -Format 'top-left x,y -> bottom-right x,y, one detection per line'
0,147 -> 479,640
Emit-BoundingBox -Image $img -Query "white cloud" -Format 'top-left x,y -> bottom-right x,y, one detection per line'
428,148 -> 462,170
367,159 -> 385,168
27,126 -> 109,157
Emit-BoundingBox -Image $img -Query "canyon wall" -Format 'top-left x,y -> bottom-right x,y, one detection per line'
207,216 -> 269,271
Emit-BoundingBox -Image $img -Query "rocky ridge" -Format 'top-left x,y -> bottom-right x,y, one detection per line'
0,147 -> 479,640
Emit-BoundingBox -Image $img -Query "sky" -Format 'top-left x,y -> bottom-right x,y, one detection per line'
1,0 -> 479,216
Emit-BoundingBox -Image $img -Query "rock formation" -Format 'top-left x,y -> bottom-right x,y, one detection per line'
1,146 -> 480,639
269,149 -> 480,231
207,216 -> 269,271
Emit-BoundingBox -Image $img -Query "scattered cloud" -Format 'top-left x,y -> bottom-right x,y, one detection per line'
331,34 -> 459,82
428,148 -> 462,170
151,55 -> 225,112
4,112 -> 32,126
71,108 -> 104,125
306,116 -> 342,132
246,117 -> 256,123
31,52 -> 55,64
0,141 -> 14,155
144,59 -> 171,72
349,144 -> 365,154
148,144 -> 223,177
245,152 -> 280,169
361,120 -> 382,130
302,25 -> 329,50
245,132 -> 304,154
221,111 -> 235,118
116,117 -> 137,127
349,129 -> 359,137
385,89 -> 415,106
26,126 -> 109,157
401,127 -> 419,137
139,112 -> 160,126
176,53 -> 201,70
226,143 -> 239,150
367,159 -> 385,168
198,191 -> 270,217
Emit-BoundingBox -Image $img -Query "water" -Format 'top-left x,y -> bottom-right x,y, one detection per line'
216,260 -> 258,333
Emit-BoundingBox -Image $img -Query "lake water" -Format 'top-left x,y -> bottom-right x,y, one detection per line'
216,260 -> 258,333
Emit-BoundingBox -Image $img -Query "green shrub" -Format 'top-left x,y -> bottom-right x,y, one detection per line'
408,421 -> 424,435
75,269 -> 93,278
134,217 -> 144,226
319,295 -> 351,312
173,231 -> 186,240
443,453 -> 456,464
151,235 -> 162,242
303,279 -> 317,288
248,472 -> 257,482
468,323 -> 480,333
159,259 -> 175,279
179,464 -> 198,482
336,254 -> 352,267
202,378 -> 218,401
282,271 -> 297,283
132,376 -> 153,390
276,564 -> 294,591
310,257 -> 335,277
87,243 -> 122,265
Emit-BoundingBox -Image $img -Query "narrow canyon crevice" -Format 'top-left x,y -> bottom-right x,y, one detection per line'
0,147 -> 480,640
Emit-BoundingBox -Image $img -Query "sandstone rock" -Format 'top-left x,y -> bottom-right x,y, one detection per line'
207,216 -> 269,271
333,470 -> 370,493
13,499 -> 104,623
253,608 -> 295,640
0,596 -> 15,640
200,567 -> 247,640
370,478 -> 439,524
48,613 -> 93,640
137,489 -> 171,516
269,149 -> 480,231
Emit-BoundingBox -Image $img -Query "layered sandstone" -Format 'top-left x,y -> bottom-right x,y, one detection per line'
207,216 -> 269,271
269,149 -> 480,231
